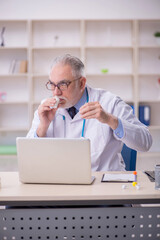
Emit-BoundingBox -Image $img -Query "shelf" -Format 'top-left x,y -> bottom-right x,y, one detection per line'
0,104 -> 29,130
0,101 -> 28,105
32,74 -> 48,77
138,46 -> 160,49
0,73 -> 28,77
0,76 -> 29,103
0,49 -> 28,75
139,73 -> 160,76
138,102 -> 160,126
138,20 -> 160,47
0,47 -> 28,50
149,126 -> 160,130
32,48 -> 81,74
32,20 -> 81,48
0,155 -> 17,159
138,152 -> 160,157
0,127 -> 29,132
0,19 -> 160,156
139,100 -> 160,103
86,73 -> 134,77
87,75 -> 134,102
138,73 -> 160,76
0,20 -> 28,48
85,20 -> 132,47
85,46 -> 133,49
139,48 -> 160,75
32,46 -> 81,50
86,48 -> 133,75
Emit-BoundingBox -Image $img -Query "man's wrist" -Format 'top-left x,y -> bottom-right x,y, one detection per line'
106,113 -> 118,130
36,124 -> 48,137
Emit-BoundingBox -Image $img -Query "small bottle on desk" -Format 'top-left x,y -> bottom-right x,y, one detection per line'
133,171 -> 137,182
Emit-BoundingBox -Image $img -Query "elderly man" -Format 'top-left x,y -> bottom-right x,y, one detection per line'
27,54 -> 152,171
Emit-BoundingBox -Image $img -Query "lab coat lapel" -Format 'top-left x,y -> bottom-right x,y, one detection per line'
57,108 -> 82,122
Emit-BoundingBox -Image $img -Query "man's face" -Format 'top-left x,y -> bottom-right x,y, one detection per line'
49,64 -> 85,109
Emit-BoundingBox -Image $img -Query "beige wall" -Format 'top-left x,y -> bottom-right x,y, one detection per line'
0,0 -> 160,20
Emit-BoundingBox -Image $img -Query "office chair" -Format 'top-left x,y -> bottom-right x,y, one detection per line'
121,144 -> 137,171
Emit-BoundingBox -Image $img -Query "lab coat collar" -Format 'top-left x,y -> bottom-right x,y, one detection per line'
56,107 -> 81,122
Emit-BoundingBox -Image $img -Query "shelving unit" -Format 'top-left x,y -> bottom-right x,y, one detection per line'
0,20 -> 29,156
0,19 -> 160,170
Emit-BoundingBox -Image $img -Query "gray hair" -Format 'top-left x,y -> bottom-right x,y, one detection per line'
50,54 -> 86,78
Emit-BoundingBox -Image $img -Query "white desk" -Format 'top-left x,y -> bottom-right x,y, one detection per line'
0,171 -> 160,240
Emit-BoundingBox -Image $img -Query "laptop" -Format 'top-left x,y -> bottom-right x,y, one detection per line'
16,137 -> 95,185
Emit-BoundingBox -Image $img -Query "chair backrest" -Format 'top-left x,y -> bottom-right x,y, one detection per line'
121,144 -> 137,171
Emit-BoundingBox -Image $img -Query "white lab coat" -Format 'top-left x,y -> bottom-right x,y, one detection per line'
27,85 -> 152,171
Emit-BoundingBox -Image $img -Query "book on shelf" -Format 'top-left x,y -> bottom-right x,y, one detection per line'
9,60 -> 27,74
139,105 -> 151,126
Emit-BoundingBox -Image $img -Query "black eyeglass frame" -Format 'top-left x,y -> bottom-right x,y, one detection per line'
46,77 -> 82,91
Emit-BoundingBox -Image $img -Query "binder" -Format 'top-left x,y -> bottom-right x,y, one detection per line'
139,105 -> 150,126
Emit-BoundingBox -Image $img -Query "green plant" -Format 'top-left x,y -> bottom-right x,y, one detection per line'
101,68 -> 109,74
154,32 -> 160,37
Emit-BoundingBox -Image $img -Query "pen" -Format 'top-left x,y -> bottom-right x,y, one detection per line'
144,171 -> 155,180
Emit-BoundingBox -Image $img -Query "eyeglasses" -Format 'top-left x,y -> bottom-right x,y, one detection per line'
46,77 -> 81,91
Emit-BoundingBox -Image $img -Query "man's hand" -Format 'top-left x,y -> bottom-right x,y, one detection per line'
79,102 -> 118,130
37,98 -> 59,137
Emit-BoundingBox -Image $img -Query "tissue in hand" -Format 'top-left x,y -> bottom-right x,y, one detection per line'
50,96 -> 60,109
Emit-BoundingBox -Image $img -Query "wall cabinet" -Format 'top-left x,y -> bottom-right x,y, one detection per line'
0,19 -> 160,165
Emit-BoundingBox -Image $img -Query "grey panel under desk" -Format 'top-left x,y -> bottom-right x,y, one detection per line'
0,206 -> 160,240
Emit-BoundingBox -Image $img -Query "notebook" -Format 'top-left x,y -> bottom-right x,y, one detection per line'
16,137 -> 95,185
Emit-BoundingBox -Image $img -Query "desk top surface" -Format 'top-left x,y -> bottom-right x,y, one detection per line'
0,171 -> 160,204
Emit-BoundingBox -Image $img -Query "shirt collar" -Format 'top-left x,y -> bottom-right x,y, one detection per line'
74,88 -> 87,111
